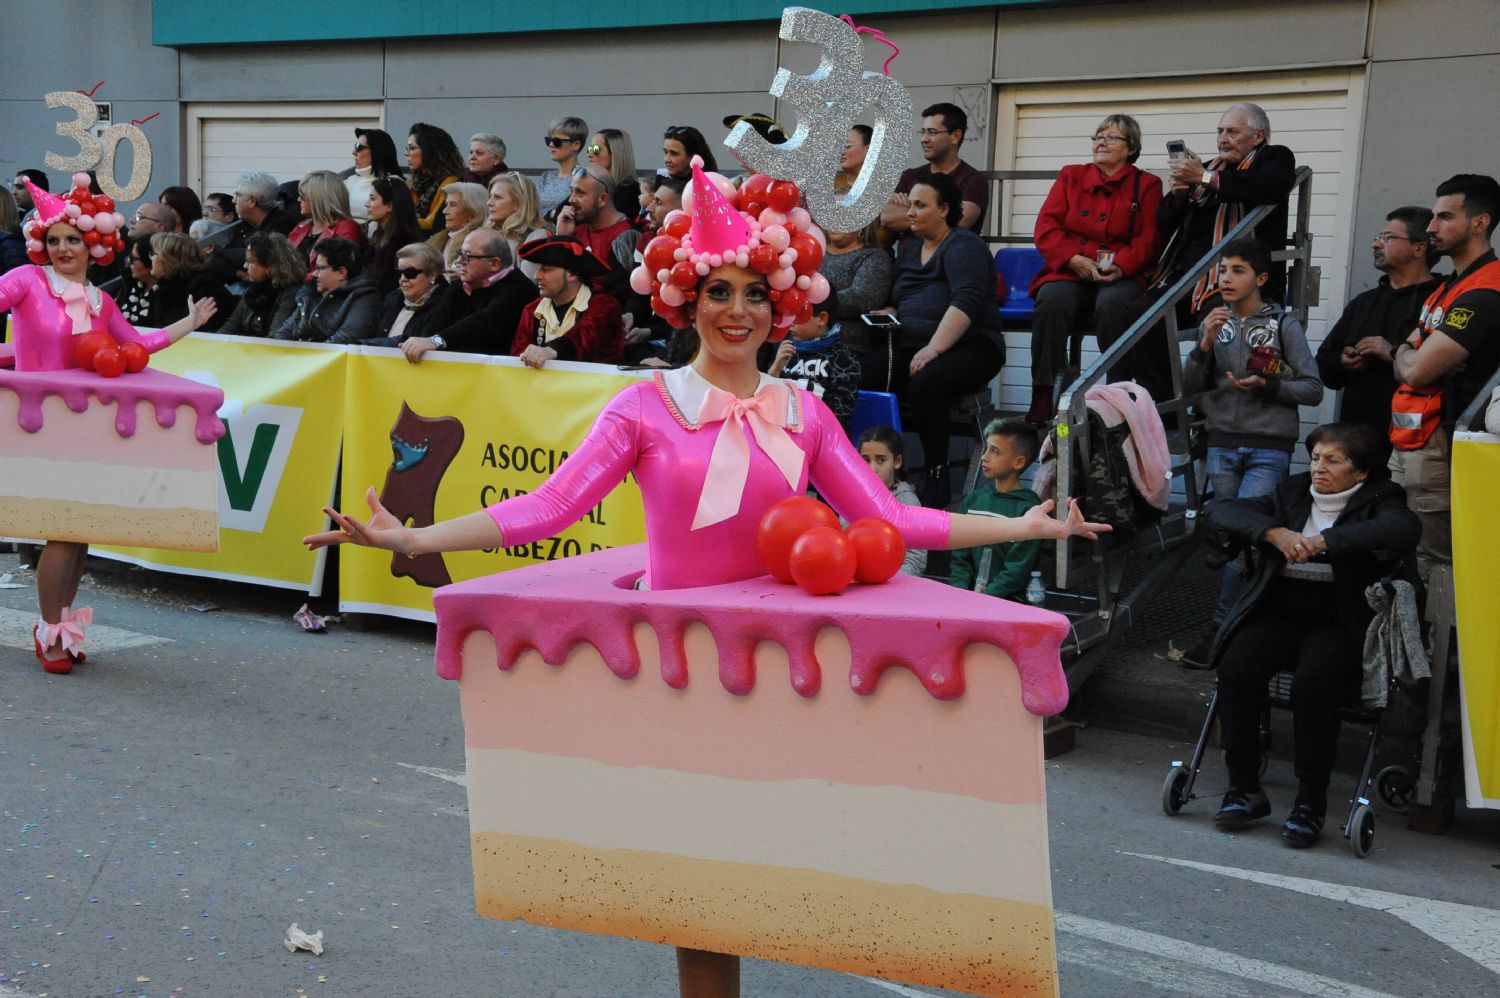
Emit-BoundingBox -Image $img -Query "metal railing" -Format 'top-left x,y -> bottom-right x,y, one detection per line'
1051,166 -> 1316,597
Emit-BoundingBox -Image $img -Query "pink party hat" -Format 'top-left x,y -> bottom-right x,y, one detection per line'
689,156 -> 751,257
26,178 -> 69,230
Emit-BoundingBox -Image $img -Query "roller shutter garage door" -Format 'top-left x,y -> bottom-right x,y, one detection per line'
186,103 -> 383,197
993,68 -> 1364,428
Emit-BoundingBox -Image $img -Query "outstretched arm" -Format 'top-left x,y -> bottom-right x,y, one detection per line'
305,486 -> 501,556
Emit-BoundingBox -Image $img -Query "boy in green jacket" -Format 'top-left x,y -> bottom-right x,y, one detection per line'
950,418 -> 1043,599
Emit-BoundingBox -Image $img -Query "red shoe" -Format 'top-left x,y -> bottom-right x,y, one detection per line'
33,622 -> 73,675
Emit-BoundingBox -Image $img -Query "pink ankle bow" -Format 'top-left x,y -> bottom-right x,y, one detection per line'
55,605 -> 93,655
692,382 -> 805,530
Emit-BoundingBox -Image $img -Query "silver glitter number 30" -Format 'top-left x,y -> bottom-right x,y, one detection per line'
726,7 -> 913,232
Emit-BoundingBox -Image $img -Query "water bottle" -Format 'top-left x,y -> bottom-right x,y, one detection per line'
1025,571 -> 1046,606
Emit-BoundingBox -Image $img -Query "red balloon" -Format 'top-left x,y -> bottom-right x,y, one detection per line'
73,331 -> 117,371
663,213 -> 692,239
739,173 -> 775,206
642,235 -> 680,275
669,261 -> 698,290
794,303 -> 813,325
94,194 -> 115,212
756,496 -> 840,583
747,244 -> 778,275
650,293 -> 687,328
92,346 -> 126,378
790,232 -> 823,274
742,200 -> 766,219
778,287 -> 807,317
845,517 -> 907,584
767,181 -> 800,214
789,526 -> 857,595
119,341 -> 150,373
82,230 -> 101,246
97,251 -> 115,266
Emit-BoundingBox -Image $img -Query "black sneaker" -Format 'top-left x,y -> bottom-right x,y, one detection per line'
1178,638 -> 1214,670
1214,787 -> 1271,828
1280,804 -> 1325,848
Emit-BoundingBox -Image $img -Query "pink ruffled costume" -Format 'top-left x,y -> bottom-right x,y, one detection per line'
485,369 -> 950,591
0,265 -> 168,372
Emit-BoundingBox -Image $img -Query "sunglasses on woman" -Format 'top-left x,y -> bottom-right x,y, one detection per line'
543,136 -> 575,148
397,267 -> 427,280
586,144 -> 604,156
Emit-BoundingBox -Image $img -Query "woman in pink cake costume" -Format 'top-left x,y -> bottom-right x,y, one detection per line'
308,158 -> 1108,995
1,173 -> 217,674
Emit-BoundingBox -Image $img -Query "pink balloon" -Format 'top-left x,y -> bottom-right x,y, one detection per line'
71,172 -> 91,188
795,274 -> 812,290
789,207 -> 813,230
93,213 -> 117,235
25,239 -> 42,254
757,209 -> 788,228
768,267 -> 796,291
64,204 -> 82,219
659,283 -> 686,307
89,243 -> 108,258
807,272 -> 831,304
761,225 -> 791,252
74,214 -> 96,232
629,265 -> 655,296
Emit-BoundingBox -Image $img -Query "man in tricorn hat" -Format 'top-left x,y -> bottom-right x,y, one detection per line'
510,235 -> 624,368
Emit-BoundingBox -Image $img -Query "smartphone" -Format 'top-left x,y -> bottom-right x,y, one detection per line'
861,313 -> 901,327
1166,139 -> 1187,162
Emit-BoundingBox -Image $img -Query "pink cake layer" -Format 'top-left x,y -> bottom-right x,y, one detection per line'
0,367 -> 224,444
434,544 -> 1071,716
458,628 -> 1045,804
0,389 -> 216,470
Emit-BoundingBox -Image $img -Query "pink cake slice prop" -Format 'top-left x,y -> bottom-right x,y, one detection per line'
0,367 -> 225,551
436,544 -> 1068,996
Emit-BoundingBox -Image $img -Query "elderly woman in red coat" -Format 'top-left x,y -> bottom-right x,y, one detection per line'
1026,114 -> 1163,423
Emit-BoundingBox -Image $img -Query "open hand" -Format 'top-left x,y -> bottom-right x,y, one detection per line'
1226,372 -> 1267,392
304,486 -> 415,553
188,295 -> 218,329
1025,497 -> 1113,541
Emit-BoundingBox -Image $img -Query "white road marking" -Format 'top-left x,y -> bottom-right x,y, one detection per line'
396,762 -> 467,787
859,979 -> 940,997
0,606 -> 170,653
1126,852 -> 1500,976
1056,913 -> 1403,998
1057,932 -> 1277,997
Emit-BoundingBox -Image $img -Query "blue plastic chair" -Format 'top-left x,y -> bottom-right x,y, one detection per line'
849,390 -> 902,442
995,247 -> 1046,324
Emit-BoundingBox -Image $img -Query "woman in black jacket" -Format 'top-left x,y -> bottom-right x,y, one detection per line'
1205,422 -> 1420,847
220,233 -> 304,338
148,232 -> 236,331
365,242 -> 452,348
271,237 -> 381,344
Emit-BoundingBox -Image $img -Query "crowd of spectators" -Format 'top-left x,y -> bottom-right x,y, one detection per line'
4,104 -> 1497,540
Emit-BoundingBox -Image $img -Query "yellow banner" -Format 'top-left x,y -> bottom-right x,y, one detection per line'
95,335 -> 347,591
337,349 -> 647,619
1452,431 -> 1500,809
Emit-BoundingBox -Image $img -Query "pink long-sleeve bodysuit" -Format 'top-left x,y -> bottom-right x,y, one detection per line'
0,265 -> 168,372
486,371 -> 951,590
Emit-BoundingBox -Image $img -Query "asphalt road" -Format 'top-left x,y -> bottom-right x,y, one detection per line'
2,553 -> 1497,998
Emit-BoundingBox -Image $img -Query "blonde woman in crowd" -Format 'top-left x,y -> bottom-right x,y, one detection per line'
485,171 -> 550,280
289,170 -> 363,280
586,128 -> 641,221
431,181 -> 488,275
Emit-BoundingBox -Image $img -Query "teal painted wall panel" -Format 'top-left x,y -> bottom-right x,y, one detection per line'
152,0 -> 1043,46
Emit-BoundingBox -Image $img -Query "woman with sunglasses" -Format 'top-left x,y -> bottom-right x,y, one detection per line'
346,128 -> 403,222
405,123 -> 465,233
660,125 -> 716,180
367,241 -> 454,350
586,128 -> 642,222
537,116 -> 588,219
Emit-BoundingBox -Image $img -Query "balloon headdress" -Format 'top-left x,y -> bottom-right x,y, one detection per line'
22,172 -> 128,267
630,156 -> 830,339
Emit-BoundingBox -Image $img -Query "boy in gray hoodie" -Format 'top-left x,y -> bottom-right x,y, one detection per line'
1180,238 -> 1323,664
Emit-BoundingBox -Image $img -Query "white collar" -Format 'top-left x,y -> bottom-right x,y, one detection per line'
661,365 -> 798,428
43,266 -> 101,313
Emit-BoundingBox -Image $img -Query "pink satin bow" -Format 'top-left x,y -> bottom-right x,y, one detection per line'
54,606 -> 93,655
691,382 -> 805,530
59,281 -> 93,334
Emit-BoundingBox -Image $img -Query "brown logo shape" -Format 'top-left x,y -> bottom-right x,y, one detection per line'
380,402 -> 465,588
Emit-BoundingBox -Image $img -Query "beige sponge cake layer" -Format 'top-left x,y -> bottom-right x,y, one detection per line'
0,495 -> 218,551
473,831 -> 1057,997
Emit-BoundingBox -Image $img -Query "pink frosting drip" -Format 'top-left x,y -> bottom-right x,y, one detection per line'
0,367 -> 225,444
434,545 -> 1071,717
